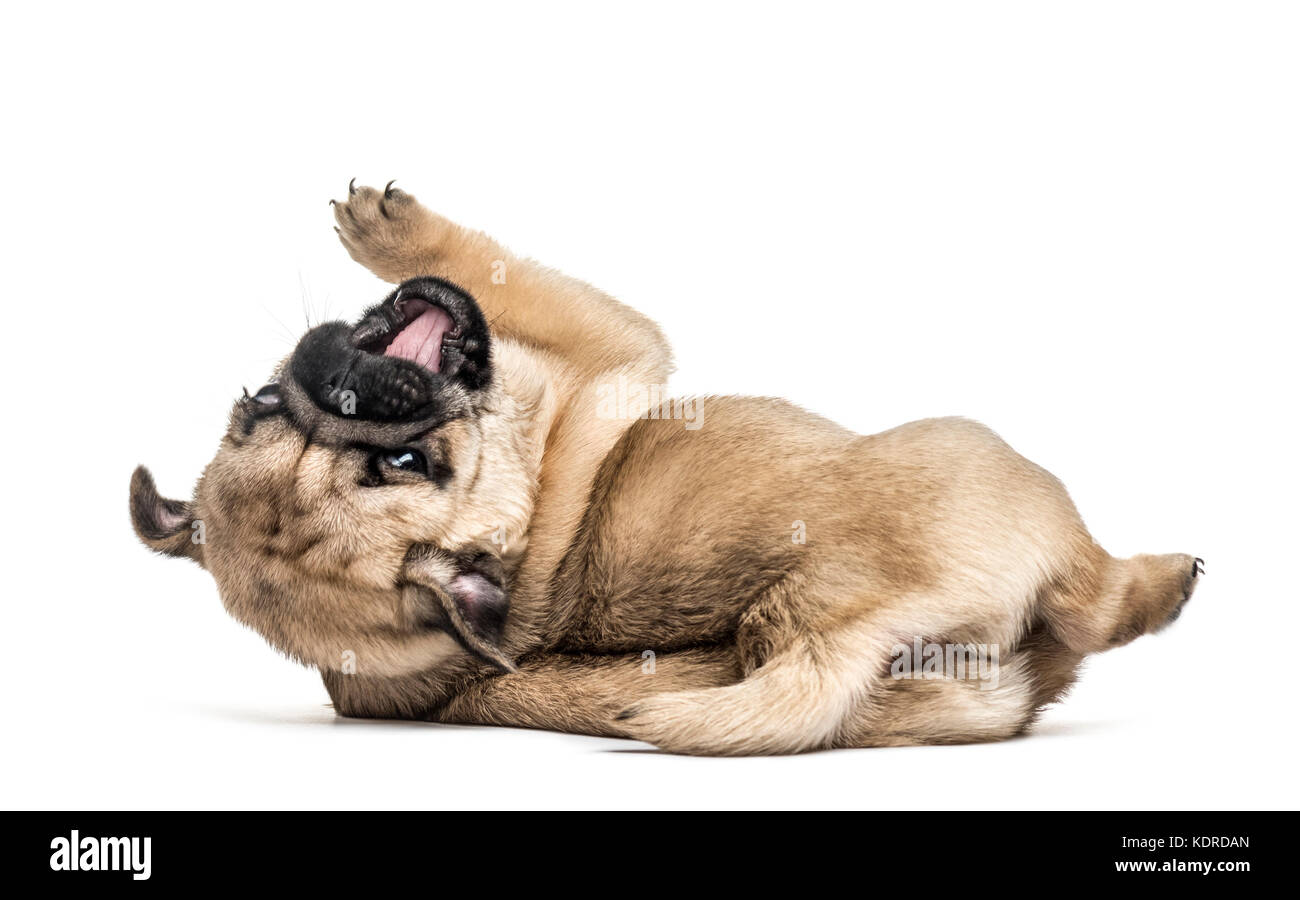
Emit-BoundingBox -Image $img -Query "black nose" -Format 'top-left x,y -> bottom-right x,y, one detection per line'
290,322 -> 442,422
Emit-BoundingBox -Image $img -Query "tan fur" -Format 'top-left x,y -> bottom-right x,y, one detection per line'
130,182 -> 1201,754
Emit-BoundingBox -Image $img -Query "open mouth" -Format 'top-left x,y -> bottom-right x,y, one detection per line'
285,276 -> 493,422
352,297 -> 462,374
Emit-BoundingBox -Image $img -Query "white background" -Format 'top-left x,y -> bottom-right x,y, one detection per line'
1,1 -> 1296,810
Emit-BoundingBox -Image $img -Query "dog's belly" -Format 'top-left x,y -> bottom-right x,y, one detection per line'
547,397 -> 950,652
556,538 -> 795,651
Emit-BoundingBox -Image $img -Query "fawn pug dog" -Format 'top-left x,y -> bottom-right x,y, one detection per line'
130,181 -> 1201,755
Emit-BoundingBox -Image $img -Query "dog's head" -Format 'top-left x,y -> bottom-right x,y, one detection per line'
130,277 -> 541,694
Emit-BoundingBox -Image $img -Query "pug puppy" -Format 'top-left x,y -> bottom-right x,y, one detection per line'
130,181 -> 1201,755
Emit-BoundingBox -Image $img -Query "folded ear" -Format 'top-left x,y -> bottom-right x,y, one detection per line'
129,466 -> 204,565
404,547 -> 515,672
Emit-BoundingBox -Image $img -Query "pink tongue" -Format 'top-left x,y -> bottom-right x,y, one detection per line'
384,304 -> 455,372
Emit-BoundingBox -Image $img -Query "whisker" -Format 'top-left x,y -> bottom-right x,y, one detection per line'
299,270 -> 313,328
260,303 -> 299,346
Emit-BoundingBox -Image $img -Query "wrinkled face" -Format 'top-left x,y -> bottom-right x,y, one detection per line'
131,277 -> 539,681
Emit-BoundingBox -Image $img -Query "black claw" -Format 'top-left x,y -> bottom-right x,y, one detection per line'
348,177 -> 357,195
328,198 -> 336,207
1193,557 -> 1205,577
384,179 -> 397,199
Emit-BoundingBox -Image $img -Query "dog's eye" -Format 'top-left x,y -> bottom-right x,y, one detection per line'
379,448 -> 428,475
251,382 -> 281,406
360,445 -> 451,488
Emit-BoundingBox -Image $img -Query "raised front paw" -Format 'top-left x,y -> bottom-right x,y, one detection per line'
331,179 -> 441,283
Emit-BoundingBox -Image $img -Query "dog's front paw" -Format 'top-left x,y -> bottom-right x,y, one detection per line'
331,179 -> 442,283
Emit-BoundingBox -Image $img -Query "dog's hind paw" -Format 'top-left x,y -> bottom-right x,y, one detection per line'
613,691 -> 723,755
613,688 -> 820,756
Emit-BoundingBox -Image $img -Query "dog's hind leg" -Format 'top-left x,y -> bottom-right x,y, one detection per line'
833,626 -> 1083,747
613,588 -> 1085,754
613,615 -> 899,756
1040,551 -> 1203,654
